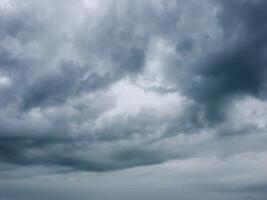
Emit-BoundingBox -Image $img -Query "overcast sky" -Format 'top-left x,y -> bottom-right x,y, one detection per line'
0,0 -> 267,199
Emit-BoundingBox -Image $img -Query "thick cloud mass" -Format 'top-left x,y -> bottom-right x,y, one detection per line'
183,0 -> 267,123
0,0 -> 267,199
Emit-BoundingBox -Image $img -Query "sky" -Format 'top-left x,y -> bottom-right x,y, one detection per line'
0,0 -> 267,199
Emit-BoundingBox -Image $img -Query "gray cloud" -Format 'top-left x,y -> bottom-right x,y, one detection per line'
181,0 -> 267,124
0,0 -> 267,199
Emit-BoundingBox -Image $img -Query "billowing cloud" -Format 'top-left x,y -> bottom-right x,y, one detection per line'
0,0 -> 267,199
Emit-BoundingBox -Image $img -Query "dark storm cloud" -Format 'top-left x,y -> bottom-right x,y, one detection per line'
0,0 -> 266,187
0,138 -> 172,173
0,109 -> 186,172
0,137 -> 115,172
0,0 -> 177,173
182,0 -> 267,124
0,1 -> 267,199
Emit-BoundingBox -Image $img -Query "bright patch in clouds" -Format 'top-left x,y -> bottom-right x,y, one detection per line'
110,78 -> 183,115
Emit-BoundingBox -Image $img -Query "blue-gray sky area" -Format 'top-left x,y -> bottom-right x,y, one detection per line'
0,0 -> 267,199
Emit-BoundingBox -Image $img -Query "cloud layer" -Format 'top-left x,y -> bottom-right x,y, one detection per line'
0,0 -> 267,199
